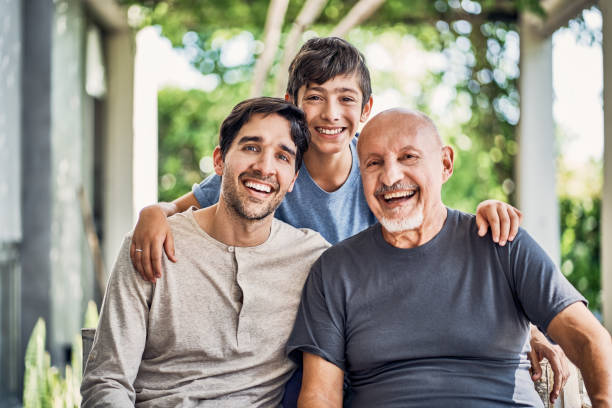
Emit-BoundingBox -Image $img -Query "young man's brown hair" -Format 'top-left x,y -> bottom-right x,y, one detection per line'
286,37 -> 372,109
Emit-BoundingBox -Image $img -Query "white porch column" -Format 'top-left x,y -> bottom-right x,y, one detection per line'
103,31 -> 136,272
517,15 -> 561,265
601,0 -> 612,331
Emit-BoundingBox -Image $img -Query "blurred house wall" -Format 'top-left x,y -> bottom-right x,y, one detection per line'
0,0 -> 136,404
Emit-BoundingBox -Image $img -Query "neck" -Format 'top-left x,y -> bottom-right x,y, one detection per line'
303,144 -> 353,192
194,201 -> 273,247
381,204 -> 448,249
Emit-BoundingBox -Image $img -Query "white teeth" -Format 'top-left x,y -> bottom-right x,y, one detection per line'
245,181 -> 271,193
383,190 -> 415,200
316,127 -> 343,135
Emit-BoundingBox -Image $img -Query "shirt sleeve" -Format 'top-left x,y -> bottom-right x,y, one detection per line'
192,174 -> 221,208
80,236 -> 153,407
508,228 -> 587,334
286,256 -> 347,371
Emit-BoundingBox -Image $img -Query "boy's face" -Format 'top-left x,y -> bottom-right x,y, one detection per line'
291,73 -> 373,158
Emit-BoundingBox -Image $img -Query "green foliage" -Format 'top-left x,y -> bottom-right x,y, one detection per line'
22,302 -> 100,407
560,196 -> 601,314
158,83 -> 250,201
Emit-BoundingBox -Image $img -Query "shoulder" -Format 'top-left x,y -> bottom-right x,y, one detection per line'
319,224 -> 377,265
272,218 -> 331,252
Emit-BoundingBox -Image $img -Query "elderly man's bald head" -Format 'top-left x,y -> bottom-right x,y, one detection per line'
357,108 -> 443,155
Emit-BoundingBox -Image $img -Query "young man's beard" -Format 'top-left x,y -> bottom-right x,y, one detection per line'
221,171 -> 283,221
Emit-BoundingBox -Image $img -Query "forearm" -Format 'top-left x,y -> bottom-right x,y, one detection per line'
548,303 -> 612,406
570,330 -> 612,406
298,393 -> 342,408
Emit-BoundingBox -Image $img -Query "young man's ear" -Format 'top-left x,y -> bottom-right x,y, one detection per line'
213,146 -> 224,176
287,171 -> 299,193
284,93 -> 292,103
360,95 -> 374,123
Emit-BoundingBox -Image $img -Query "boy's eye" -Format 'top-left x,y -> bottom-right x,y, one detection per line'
342,96 -> 356,103
244,145 -> 259,152
305,95 -> 322,101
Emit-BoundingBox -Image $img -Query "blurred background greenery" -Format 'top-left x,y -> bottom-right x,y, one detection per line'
126,0 -> 603,314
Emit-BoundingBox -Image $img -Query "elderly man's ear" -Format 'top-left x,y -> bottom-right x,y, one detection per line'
442,145 -> 454,183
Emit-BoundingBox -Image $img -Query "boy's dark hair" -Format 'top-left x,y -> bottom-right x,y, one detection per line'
219,97 -> 310,172
286,37 -> 372,109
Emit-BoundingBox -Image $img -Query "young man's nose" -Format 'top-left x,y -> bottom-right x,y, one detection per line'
252,152 -> 275,175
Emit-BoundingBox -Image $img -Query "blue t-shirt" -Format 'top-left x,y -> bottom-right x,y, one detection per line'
192,138 -> 376,245
287,208 -> 586,408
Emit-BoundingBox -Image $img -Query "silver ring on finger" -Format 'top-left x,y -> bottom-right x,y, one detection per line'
135,248 -> 144,253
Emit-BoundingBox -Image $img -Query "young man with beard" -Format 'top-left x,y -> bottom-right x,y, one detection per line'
288,109 -> 612,408
128,37 -> 570,404
81,98 -> 330,407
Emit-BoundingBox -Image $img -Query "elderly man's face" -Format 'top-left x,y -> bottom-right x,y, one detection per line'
358,110 -> 453,233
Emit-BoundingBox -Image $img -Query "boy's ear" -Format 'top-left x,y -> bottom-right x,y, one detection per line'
360,95 -> 373,123
284,93 -> 292,103
213,146 -> 224,176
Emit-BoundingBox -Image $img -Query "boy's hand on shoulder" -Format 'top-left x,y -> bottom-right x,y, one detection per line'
130,205 -> 177,283
475,200 -> 522,246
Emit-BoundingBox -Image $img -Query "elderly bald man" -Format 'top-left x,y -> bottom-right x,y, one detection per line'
287,109 -> 612,408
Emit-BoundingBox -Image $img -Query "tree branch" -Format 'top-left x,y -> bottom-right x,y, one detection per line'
329,0 -> 386,38
250,0 -> 290,97
273,0 -> 329,97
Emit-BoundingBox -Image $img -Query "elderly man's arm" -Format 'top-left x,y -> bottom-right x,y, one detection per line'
80,236 -> 153,407
298,352 -> 344,408
547,302 -> 612,407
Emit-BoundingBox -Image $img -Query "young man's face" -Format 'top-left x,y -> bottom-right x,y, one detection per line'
292,73 -> 373,157
214,113 -> 299,221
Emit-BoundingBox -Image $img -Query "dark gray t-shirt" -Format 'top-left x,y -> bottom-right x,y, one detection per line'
287,208 -> 585,408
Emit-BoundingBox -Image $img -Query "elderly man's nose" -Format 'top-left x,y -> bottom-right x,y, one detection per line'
381,162 -> 403,186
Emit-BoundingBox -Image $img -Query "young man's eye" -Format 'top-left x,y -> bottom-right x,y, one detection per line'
342,96 -> 356,103
277,153 -> 289,162
244,145 -> 259,152
305,95 -> 322,101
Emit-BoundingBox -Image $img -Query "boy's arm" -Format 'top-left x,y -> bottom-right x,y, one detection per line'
130,192 -> 200,282
81,237 -> 154,407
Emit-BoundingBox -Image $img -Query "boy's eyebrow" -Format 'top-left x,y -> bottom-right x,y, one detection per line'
306,85 -> 360,95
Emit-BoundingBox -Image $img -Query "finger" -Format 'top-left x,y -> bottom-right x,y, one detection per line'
133,247 -> 147,282
487,206 -> 501,243
142,244 -> 156,283
507,208 -> 520,242
528,350 -> 542,381
497,206 -> 511,246
549,358 -> 563,403
475,212 -> 489,237
560,350 -> 570,389
165,231 -> 177,263
152,239 -> 164,280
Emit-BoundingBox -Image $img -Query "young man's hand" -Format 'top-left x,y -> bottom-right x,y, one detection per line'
130,205 -> 177,282
475,200 -> 522,246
